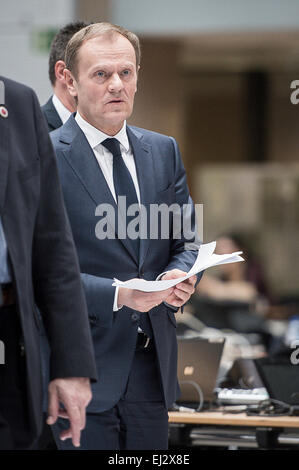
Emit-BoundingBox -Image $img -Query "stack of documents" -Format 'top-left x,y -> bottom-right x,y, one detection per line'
112,241 -> 244,292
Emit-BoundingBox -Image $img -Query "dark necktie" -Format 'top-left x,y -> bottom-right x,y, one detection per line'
101,138 -> 152,337
101,138 -> 140,258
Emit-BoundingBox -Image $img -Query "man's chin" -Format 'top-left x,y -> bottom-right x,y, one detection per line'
96,115 -> 127,135
105,111 -> 130,126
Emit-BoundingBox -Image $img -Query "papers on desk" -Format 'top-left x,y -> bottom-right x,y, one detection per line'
112,241 -> 244,292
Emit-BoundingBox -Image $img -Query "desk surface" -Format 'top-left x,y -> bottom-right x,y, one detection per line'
169,411 -> 299,428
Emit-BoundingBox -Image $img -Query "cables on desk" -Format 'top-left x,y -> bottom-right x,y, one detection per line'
246,398 -> 299,417
179,380 -> 204,412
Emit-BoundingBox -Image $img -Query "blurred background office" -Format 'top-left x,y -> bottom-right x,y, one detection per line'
1,0 -> 299,354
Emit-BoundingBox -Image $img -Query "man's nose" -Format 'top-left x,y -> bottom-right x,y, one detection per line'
108,73 -> 123,93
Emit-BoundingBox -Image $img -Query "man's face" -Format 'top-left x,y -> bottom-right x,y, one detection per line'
66,33 -> 138,135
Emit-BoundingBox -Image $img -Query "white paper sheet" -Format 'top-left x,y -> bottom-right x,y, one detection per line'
112,241 -> 244,292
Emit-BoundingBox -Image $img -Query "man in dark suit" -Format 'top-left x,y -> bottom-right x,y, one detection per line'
50,23 -> 200,450
0,76 -> 97,450
39,21 -> 90,451
42,22 -> 89,132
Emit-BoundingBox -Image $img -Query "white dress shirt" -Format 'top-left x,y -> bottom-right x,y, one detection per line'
75,112 -> 141,312
52,95 -> 72,124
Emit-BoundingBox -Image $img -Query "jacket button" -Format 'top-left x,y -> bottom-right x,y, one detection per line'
19,342 -> 26,357
131,313 -> 139,322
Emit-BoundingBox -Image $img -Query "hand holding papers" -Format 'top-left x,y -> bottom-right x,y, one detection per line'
112,241 -> 244,292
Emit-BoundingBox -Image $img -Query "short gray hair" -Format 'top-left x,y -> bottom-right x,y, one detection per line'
65,22 -> 141,78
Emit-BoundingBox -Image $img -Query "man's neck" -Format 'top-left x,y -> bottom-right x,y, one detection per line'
77,109 -> 124,136
53,85 -> 76,113
75,111 -> 127,143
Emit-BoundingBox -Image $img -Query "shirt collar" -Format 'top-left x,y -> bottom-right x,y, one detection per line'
75,112 -> 129,152
52,94 -> 72,124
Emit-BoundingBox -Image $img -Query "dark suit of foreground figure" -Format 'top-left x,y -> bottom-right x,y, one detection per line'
0,77 -> 97,449
49,23 -> 200,450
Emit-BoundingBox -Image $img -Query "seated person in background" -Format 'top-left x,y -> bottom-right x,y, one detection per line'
188,233 -> 272,345
197,234 -> 269,305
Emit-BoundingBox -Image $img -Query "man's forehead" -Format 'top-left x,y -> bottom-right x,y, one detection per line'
78,34 -> 135,61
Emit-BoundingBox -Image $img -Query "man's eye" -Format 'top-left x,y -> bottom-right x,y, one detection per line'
97,71 -> 105,78
122,70 -> 130,76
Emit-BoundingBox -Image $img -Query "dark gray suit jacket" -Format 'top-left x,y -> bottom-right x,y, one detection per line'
0,78 -> 97,442
51,115 -> 200,412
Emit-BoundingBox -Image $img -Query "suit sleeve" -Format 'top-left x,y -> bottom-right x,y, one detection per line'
30,90 -> 97,382
80,273 -> 116,329
162,137 -> 202,276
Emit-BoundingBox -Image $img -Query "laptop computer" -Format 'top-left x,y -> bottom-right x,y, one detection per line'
176,335 -> 225,408
254,355 -> 299,406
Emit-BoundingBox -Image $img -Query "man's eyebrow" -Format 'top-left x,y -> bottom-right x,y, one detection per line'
89,62 -> 135,73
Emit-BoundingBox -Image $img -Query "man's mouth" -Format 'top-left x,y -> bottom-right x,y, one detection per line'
107,99 -> 124,104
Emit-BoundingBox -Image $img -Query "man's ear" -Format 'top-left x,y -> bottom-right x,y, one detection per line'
136,65 -> 140,92
55,60 -> 66,84
64,69 -> 78,98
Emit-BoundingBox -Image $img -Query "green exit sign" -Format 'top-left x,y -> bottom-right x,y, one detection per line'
31,28 -> 58,53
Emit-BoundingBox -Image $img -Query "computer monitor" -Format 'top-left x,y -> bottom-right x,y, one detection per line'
254,356 -> 299,405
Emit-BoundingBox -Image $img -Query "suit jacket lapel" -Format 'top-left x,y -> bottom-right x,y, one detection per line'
43,97 -> 63,130
0,112 -> 10,213
127,126 -> 156,268
62,118 -> 116,209
60,116 -> 138,263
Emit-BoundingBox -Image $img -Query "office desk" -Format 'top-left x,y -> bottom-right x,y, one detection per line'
168,411 -> 299,449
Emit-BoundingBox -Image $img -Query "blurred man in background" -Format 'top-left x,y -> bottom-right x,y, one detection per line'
42,21 -> 90,131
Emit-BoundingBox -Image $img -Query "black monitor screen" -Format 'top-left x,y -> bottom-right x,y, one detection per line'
255,358 -> 299,405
